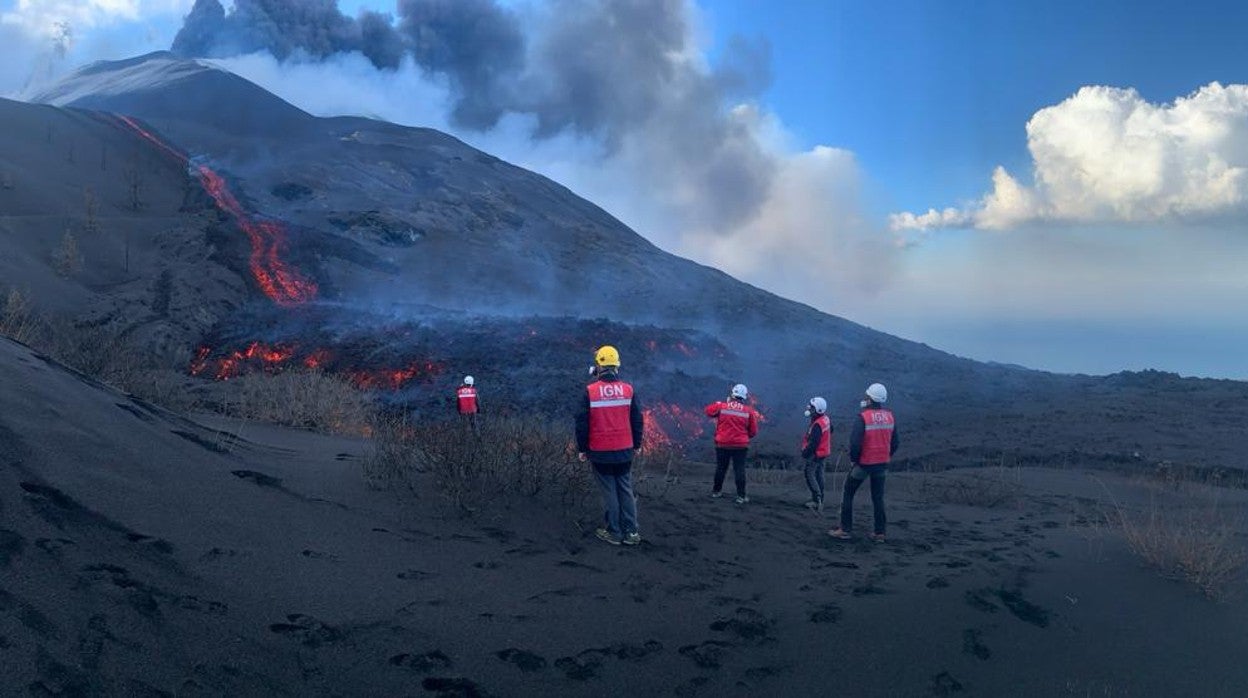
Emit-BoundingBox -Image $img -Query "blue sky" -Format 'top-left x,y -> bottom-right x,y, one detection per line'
698,0 -> 1248,214
3,0 -> 1247,378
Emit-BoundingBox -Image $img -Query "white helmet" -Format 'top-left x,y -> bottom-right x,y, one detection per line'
809,397 -> 827,415
730,383 -> 748,400
865,383 -> 887,403
463,375 -> 475,386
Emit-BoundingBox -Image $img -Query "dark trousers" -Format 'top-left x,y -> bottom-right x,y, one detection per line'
804,457 -> 826,502
840,465 -> 887,534
713,447 -> 748,497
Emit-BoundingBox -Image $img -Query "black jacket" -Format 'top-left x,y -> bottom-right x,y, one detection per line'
574,373 -> 644,472
801,416 -> 832,460
848,409 -> 899,464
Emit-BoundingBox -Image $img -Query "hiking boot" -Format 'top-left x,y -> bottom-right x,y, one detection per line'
734,495 -> 749,505
710,491 -> 724,499
622,532 -> 642,546
804,500 -> 819,510
827,528 -> 852,540
869,533 -> 887,543
595,528 -> 621,546
816,499 -> 824,513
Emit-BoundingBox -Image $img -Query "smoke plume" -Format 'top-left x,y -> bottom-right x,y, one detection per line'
172,0 -> 891,314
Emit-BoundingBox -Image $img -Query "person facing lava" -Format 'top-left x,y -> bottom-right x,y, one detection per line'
705,384 -> 761,504
576,345 -> 645,546
456,375 -> 480,431
801,397 -> 833,512
829,383 -> 899,542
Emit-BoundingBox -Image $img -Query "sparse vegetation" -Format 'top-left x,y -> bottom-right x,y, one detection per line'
151,269 -> 173,316
231,369 -> 375,435
369,416 -> 588,515
361,413 -> 421,492
917,462 -> 1022,508
1111,493 -> 1247,601
0,292 -> 197,410
123,151 -> 144,211
83,186 -> 100,234
634,444 -> 685,494
1,288 -> 38,344
52,229 -> 83,277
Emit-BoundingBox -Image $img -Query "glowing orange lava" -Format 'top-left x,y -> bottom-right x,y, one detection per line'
642,402 -> 706,453
115,115 -> 317,306
348,362 -> 444,391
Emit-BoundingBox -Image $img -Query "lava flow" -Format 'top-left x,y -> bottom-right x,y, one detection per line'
114,115 -> 317,306
190,342 -> 444,391
642,402 -> 706,454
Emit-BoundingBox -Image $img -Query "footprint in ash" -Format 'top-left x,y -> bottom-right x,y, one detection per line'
268,613 -> 342,648
390,650 -> 453,673
495,648 -> 547,672
421,677 -> 493,698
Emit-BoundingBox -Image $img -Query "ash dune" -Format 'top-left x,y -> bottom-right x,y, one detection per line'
1,337 -> 1246,696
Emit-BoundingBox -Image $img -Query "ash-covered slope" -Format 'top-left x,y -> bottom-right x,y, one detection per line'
21,53 -> 1248,470
30,53 -> 881,344
2,337 -> 1247,697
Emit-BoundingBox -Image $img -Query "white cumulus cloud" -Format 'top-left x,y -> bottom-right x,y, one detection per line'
891,82 -> 1248,236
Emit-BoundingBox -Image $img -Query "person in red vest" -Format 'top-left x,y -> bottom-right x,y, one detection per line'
455,375 -> 480,430
800,397 -> 832,512
705,383 -> 760,504
829,383 -> 899,542
575,345 -> 645,546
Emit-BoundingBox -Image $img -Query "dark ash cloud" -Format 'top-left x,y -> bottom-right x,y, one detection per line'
171,0 -> 775,230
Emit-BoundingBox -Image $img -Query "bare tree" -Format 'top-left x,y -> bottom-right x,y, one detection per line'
151,268 -> 173,316
83,186 -> 100,234
123,150 -> 143,211
52,228 -> 83,277
0,170 -> 13,190
100,143 -> 108,171
66,140 -> 75,164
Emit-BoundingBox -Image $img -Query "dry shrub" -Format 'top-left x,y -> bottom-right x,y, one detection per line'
1,288 -> 40,344
633,444 -> 686,498
119,368 -> 202,412
362,413 -> 421,492
918,466 -> 1021,508
377,416 -> 588,515
1113,498 -> 1247,601
52,229 -> 83,277
232,370 -> 375,435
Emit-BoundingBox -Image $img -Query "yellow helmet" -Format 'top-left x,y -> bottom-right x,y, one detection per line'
594,345 -> 621,368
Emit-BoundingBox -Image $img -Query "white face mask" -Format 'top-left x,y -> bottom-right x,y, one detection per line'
859,399 -> 869,408
804,409 -> 812,418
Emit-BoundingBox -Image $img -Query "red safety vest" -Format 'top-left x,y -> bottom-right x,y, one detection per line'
587,380 -> 635,451
803,414 -> 832,458
456,386 -> 478,414
858,408 -> 895,465
705,400 -> 758,448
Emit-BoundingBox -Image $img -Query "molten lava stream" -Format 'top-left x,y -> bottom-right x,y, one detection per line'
114,115 -> 317,306
642,403 -> 705,453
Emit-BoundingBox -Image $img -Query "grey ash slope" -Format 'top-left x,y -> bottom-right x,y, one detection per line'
21,52 -> 1248,469
2,336 -> 1246,697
